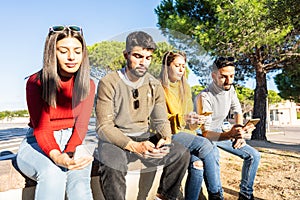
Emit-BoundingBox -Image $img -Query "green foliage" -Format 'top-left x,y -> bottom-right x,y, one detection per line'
87,40 -> 176,79
274,65 -> 300,103
235,85 -> 255,113
155,0 -> 299,84
87,41 -> 126,72
268,90 -> 283,104
0,110 -> 28,120
191,85 -> 205,100
155,0 -> 300,140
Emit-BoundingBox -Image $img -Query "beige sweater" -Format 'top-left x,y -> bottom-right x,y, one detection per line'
95,70 -> 172,148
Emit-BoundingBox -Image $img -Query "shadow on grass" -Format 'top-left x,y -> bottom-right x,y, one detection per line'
223,187 -> 266,200
246,139 -> 300,154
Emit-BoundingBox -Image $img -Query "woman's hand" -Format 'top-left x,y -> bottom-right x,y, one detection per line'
196,114 -> 207,125
184,112 -> 198,125
71,156 -> 94,170
49,149 -> 93,170
184,111 -> 207,126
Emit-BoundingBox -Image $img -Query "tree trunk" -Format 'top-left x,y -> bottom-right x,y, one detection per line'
251,63 -> 267,140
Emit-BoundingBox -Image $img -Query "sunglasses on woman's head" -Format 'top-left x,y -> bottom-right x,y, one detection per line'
48,25 -> 83,35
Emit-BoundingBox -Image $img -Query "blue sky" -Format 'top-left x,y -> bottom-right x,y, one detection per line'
0,0 -> 278,111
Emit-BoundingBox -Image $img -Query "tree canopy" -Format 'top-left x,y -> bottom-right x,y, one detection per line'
87,41 -> 176,79
155,0 -> 300,140
274,64 -> 300,102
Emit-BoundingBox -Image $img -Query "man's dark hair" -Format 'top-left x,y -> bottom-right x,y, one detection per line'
212,56 -> 235,71
125,31 -> 157,52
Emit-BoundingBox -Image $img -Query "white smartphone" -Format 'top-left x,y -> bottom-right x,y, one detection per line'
73,144 -> 96,160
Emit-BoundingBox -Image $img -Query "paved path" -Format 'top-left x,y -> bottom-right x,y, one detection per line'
0,119 -> 98,156
1,119 -> 299,156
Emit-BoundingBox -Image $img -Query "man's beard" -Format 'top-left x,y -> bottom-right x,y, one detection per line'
223,84 -> 232,91
128,64 -> 148,78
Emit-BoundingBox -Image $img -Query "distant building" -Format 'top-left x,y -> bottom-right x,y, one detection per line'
225,100 -> 300,127
268,100 -> 300,126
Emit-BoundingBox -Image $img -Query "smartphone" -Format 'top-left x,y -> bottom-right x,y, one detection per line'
160,143 -> 174,148
202,111 -> 213,116
243,118 -> 260,127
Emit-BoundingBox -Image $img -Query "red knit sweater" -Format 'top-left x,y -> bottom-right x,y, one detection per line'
26,73 -> 95,156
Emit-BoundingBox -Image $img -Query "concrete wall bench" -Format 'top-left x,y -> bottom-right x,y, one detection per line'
0,152 -> 209,200
0,153 -> 165,200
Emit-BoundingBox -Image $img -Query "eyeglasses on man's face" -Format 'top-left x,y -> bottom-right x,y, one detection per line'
49,25 -> 83,35
132,89 -> 139,109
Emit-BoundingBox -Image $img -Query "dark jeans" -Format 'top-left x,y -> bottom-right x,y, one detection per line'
97,135 -> 190,200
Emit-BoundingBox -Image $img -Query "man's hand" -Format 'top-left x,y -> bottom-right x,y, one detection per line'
144,137 -> 172,158
227,124 -> 246,139
243,123 -> 256,134
232,138 -> 246,149
125,137 -> 172,158
125,140 -> 155,155
156,137 -> 171,148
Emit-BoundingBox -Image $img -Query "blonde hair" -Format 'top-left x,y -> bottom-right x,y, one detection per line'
159,51 -> 189,103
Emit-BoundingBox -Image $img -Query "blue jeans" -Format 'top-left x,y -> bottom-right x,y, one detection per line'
16,128 -> 93,200
172,132 -> 222,200
214,140 -> 260,197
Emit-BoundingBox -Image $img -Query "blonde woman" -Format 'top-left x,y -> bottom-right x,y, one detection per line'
159,51 -> 222,200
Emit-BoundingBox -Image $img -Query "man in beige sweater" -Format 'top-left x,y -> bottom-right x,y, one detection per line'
95,31 -> 190,200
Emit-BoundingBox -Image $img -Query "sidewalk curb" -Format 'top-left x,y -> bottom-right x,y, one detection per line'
266,131 -> 285,135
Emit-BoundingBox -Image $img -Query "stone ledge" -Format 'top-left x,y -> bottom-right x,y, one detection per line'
0,155 -> 111,192
0,154 -> 207,200
0,154 -> 164,200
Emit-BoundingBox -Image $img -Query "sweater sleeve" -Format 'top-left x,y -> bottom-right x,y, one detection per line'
64,80 -> 95,153
95,77 -> 132,148
26,75 -> 60,156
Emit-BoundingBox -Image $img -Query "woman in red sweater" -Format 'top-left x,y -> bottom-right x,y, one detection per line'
16,25 -> 95,200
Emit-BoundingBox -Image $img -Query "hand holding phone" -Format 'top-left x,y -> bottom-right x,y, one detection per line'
243,118 -> 260,127
202,111 -> 213,116
143,143 -> 173,159
243,118 -> 260,134
184,112 -> 198,125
